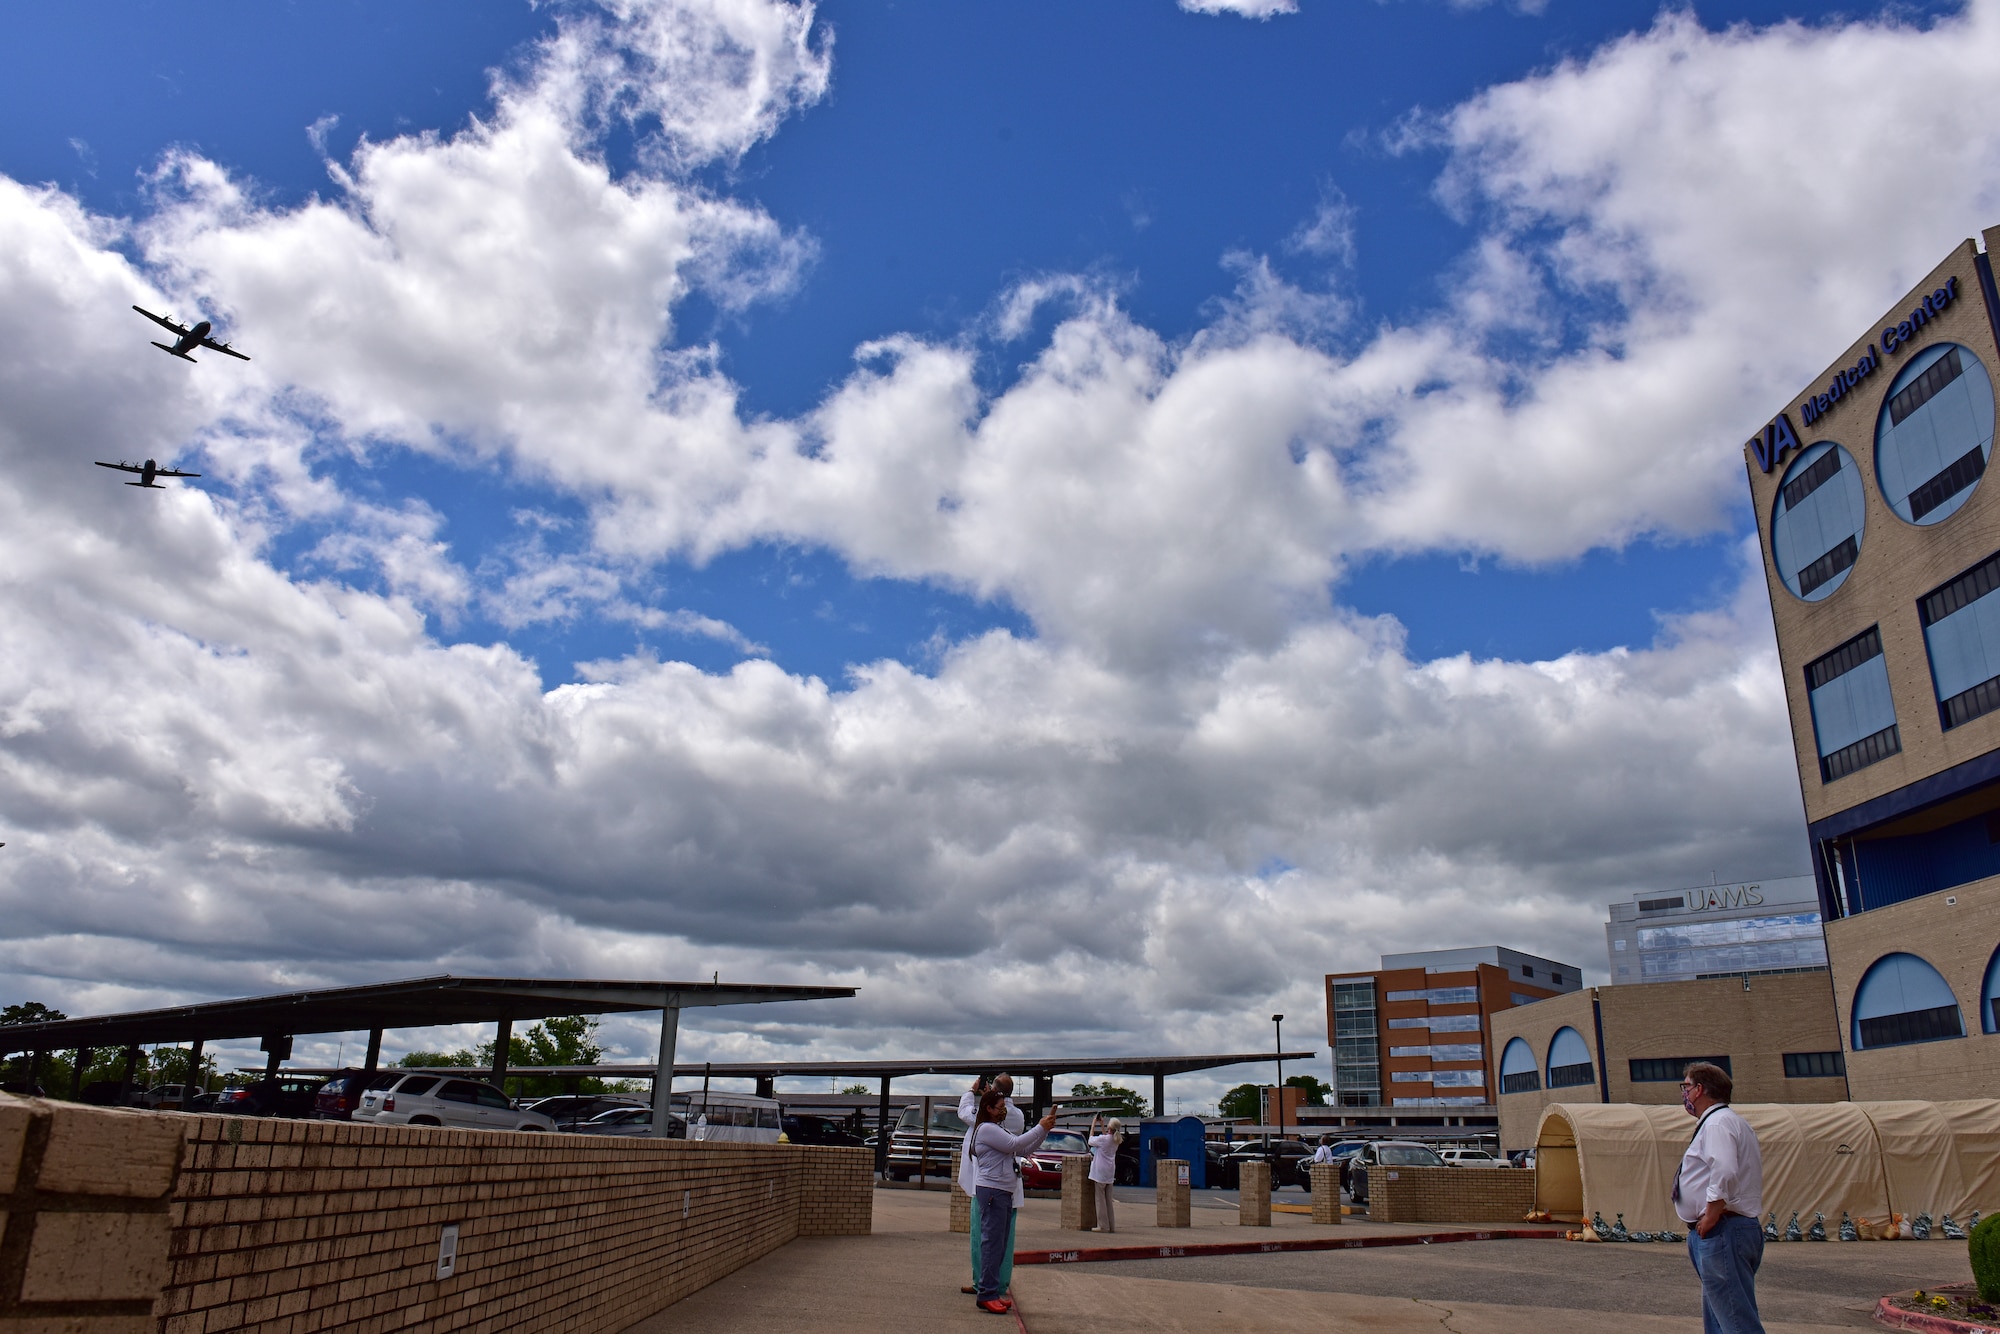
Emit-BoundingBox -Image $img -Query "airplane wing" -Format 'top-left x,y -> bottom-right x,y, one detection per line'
93,461 -> 143,475
131,305 -> 189,336
153,467 -> 202,479
199,337 -> 250,362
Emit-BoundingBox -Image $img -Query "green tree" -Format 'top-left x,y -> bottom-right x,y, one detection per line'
1284,1074 -> 1330,1106
1218,1083 -> 1261,1120
1067,1081 -> 1148,1118
480,1016 -> 608,1098
399,1049 -> 477,1068
840,1084 -> 871,1096
1,1001 -> 67,1027
0,1003 -> 69,1095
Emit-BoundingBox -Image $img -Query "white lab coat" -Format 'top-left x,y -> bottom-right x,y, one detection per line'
958,1091 -> 1026,1208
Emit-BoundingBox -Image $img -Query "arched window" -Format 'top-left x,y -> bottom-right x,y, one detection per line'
1499,1038 -> 1539,1095
1546,1027 -> 1594,1089
1875,342 -> 1995,527
1852,952 -> 1963,1049
1981,945 -> 2000,1035
1771,441 -> 1866,601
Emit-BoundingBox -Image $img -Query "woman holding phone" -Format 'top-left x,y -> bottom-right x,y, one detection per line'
1087,1114 -> 1122,1233
969,1089 -> 1055,1314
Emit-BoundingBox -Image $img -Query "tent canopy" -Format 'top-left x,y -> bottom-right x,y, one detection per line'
1535,1100 -> 2000,1234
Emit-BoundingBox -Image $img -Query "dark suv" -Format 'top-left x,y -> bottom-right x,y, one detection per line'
1345,1140 -> 1446,1206
214,1076 -> 324,1118
314,1069 -> 402,1121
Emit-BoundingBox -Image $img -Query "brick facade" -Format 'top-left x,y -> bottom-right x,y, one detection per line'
0,1093 -> 871,1334
1368,1165 -> 1536,1224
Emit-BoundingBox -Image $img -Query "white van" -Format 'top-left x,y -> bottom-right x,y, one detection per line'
673,1090 -> 782,1144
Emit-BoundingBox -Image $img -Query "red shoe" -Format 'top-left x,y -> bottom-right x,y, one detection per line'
977,1298 -> 1013,1314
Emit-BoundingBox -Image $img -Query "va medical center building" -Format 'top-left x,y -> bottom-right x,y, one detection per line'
1747,225 -> 2000,1099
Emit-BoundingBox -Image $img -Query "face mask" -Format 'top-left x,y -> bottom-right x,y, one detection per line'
1682,1086 -> 1699,1116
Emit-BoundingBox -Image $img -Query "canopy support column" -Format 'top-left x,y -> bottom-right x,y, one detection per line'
186,1038 -> 204,1097
72,1048 -> 91,1100
1032,1073 -> 1053,1120
650,1007 -> 680,1137
876,1076 -> 891,1176
363,1028 -> 382,1072
490,1017 -> 512,1094
118,1045 -> 139,1106
1153,1071 -> 1165,1117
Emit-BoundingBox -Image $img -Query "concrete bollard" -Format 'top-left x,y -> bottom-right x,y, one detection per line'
1060,1155 -> 1096,1230
1155,1159 -> 1191,1227
949,1152 -> 970,1233
1238,1160 -> 1272,1226
1310,1162 -> 1344,1225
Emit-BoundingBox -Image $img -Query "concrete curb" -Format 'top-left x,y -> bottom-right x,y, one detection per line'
1875,1292 -> 2000,1332
1015,1226 -> 1569,1266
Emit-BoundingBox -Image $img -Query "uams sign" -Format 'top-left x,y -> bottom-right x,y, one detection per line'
1690,885 -> 1765,912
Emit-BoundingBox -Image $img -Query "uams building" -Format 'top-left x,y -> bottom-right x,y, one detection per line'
1747,225 -> 2000,1100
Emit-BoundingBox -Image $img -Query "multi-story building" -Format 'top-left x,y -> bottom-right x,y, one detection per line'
1489,972 -> 1847,1149
1604,875 -> 1827,984
1744,226 -> 2000,1098
1325,946 -> 1580,1111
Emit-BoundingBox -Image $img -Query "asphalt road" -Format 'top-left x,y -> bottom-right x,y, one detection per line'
1047,1235 -> 1973,1328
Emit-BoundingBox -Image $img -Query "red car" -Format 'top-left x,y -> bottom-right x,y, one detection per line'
1021,1130 -> 1091,1190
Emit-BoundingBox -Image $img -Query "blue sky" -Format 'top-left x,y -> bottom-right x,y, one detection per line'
0,0 -> 1838,680
0,0 -> 1994,1085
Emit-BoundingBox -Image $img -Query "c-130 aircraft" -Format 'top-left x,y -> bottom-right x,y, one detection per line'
131,305 -> 251,362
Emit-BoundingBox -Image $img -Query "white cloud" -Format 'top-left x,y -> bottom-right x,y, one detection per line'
1180,0 -> 1299,17
11,0 -> 2000,1087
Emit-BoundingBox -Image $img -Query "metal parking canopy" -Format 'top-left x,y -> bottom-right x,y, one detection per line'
0,974 -> 855,1138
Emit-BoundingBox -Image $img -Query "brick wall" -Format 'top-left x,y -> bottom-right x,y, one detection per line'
0,1093 -> 871,1334
1369,1166 -> 1536,1224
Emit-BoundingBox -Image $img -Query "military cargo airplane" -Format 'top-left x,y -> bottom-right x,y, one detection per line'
94,459 -> 201,488
131,306 -> 250,362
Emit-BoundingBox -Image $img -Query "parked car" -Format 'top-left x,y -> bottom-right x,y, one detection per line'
885,1101 -> 970,1181
1204,1139 -> 1240,1189
782,1113 -> 868,1147
523,1094 -> 650,1130
184,1091 -> 219,1112
1439,1148 -> 1506,1168
314,1069 -> 404,1121
570,1105 -> 684,1137
79,1080 -> 134,1106
214,1077 -> 325,1118
354,1073 -> 557,1132
1021,1130 -> 1090,1190
137,1083 -> 196,1109
1345,1140 -> 1447,1206
1223,1137 -> 1316,1189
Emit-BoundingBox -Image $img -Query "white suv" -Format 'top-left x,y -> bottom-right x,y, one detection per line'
1439,1148 -> 1506,1168
354,1072 -> 557,1133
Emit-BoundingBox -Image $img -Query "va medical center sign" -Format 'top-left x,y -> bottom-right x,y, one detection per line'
1750,277 -> 1964,473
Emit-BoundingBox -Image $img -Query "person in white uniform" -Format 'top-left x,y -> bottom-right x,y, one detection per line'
1672,1061 -> 1765,1334
957,1074 -> 1024,1295
1087,1114 -> 1122,1233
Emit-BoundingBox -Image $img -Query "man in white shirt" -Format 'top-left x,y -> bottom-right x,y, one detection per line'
1672,1062 -> 1765,1334
957,1074 -> 1024,1295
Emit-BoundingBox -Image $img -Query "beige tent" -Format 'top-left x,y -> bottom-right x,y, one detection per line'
1535,1100 -> 1999,1236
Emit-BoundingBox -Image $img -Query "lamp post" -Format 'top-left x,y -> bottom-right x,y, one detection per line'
1273,1013 -> 1285,1152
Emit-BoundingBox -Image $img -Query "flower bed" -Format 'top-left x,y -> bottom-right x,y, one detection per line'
1878,1285 -> 2000,1332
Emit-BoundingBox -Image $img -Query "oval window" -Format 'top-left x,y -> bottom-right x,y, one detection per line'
1851,951 -> 1963,1049
1875,342 -> 1996,526
1771,441 -> 1865,601
1499,1037 -> 1539,1095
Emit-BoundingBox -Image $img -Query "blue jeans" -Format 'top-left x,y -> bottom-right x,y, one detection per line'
968,1194 -> 1016,1292
975,1187 -> 1014,1302
1688,1212 -> 1766,1334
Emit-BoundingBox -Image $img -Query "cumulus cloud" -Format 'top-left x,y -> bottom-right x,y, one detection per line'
1180,0 -> 1298,17
6,0 -> 1999,1090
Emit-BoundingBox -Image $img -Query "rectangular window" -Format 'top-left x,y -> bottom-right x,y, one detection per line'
1510,993 -> 1543,1006
1387,1018 -> 1429,1029
1547,1062 -> 1595,1089
1332,981 -> 1380,1099
1520,965 -> 1535,978
1388,1046 -> 1430,1058
1429,1044 -> 1484,1063
1781,447 -> 1845,509
1500,1070 -> 1540,1095
1427,1015 -> 1480,1033
1385,986 -> 1478,1005
1922,551 -> 2000,731
1390,1071 -> 1431,1083
1783,1051 -> 1846,1078
1858,1005 -> 1964,1048
1806,627 -> 1900,782
1638,896 -> 1684,913
1628,1056 -> 1731,1083
1909,448 -> 1989,522
1798,535 -> 1860,598
1889,344 -> 1965,426
1432,1069 -> 1484,1088
1393,1096 -> 1486,1107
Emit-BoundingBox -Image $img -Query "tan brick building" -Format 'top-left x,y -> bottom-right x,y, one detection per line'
1489,973 -> 1847,1149
1745,226 -> 2000,1101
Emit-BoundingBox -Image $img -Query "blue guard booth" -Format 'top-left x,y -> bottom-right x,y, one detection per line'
1137,1116 -> 1208,1188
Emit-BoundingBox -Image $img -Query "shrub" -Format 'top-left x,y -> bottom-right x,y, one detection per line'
1968,1213 -> 2000,1302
